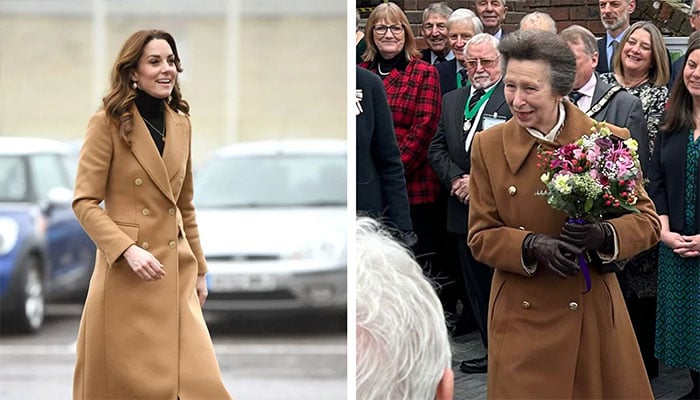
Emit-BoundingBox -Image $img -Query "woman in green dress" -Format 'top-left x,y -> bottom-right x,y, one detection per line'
648,37 -> 700,400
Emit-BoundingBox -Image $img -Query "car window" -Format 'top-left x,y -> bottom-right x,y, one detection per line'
28,154 -> 71,202
0,156 -> 29,202
195,154 -> 346,208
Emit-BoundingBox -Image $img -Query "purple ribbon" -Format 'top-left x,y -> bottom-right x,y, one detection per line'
569,218 -> 591,294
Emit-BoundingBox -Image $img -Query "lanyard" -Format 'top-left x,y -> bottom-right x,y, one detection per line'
463,85 -> 496,121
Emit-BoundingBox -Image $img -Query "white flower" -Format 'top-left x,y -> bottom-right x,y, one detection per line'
624,138 -> 638,153
540,172 -> 550,184
552,174 -> 572,195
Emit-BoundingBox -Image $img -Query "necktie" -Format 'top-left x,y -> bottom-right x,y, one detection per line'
610,40 -> 619,68
459,69 -> 468,87
435,56 -> 446,64
469,88 -> 485,110
568,91 -> 584,105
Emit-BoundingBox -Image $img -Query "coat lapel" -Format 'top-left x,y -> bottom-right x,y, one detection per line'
503,102 -> 597,175
130,106 -> 175,203
453,87 -> 470,137
503,118 -> 537,175
161,106 -> 186,182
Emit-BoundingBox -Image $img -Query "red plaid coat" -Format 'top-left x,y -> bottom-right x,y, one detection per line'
359,59 -> 442,205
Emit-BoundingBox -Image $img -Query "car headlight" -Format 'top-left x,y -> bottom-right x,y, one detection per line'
292,235 -> 346,261
0,217 -> 19,256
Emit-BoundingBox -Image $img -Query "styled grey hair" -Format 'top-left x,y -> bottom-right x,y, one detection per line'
466,32 -> 500,54
560,25 -> 598,57
422,2 -> 453,23
498,30 -> 576,96
356,216 -> 451,400
447,8 -> 484,33
519,11 -> 557,34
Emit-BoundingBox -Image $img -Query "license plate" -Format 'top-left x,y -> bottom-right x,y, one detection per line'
208,274 -> 277,292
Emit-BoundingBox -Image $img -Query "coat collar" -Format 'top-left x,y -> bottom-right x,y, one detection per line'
129,104 -> 185,203
503,101 -> 597,174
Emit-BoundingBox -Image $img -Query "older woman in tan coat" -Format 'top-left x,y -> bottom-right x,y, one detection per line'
468,30 -> 660,399
72,30 -> 231,399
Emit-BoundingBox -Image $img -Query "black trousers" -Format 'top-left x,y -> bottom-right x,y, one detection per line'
409,202 -> 438,272
624,296 -> 658,379
453,232 -> 493,348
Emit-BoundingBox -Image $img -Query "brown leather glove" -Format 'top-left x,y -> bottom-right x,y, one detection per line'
561,222 -> 614,253
523,233 -> 583,278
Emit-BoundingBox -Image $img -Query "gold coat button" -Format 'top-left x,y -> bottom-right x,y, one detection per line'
521,300 -> 532,310
142,208 -> 150,216
168,240 -> 176,249
568,301 -> 579,311
134,178 -> 143,186
141,242 -> 149,250
508,185 -> 517,196
168,208 -> 175,216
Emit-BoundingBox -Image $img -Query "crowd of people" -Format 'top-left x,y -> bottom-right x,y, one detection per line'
356,1 -> 699,399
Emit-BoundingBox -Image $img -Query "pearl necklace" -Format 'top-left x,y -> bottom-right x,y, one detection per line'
142,117 -> 165,142
377,63 -> 391,76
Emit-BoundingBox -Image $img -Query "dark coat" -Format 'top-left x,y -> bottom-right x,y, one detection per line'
596,37 -> 612,74
428,80 -> 510,234
355,67 -> 412,232
468,101 -> 660,399
436,58 -> 462,96
648,128 -> 700,234
589,74 -> 651,174
421,48 -> 433,63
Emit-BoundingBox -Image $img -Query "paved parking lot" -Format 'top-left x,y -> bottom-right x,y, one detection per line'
450,330 -> 692,399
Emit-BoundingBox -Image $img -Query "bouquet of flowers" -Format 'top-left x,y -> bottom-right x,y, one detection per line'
536,122 -> 643,292
537,122 -> 642,221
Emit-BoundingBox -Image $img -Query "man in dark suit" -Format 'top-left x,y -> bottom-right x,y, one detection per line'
420,3 -> 454,65
428,33 -> 510,375
355,67 -> 414,244
562,25 -> 650,173
596,0 -> 635,74
435,9 -> 483,95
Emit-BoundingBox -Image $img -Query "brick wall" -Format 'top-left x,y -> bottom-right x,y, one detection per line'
357,0 -> 693,48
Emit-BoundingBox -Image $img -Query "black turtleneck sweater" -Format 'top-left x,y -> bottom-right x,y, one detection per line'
373,49 -> 409,79
134,89 -> 166,156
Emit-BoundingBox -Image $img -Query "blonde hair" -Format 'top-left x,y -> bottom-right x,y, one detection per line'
362,3 -> 421,62
611,21 -> 669,87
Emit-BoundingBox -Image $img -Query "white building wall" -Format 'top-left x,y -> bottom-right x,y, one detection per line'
0,0 -> 347,164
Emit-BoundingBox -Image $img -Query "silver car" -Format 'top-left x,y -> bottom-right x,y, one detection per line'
194,139 -> 346,312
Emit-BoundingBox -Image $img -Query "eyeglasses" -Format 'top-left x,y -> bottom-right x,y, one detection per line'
465,56 -> 501,69
692,10 -> 700,16
373,24 -> 404,35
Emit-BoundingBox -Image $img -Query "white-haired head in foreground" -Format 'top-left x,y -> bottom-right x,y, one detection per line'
356,217 -> 453,400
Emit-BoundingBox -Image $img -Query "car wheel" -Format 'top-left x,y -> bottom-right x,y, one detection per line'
12,256 -> 45,333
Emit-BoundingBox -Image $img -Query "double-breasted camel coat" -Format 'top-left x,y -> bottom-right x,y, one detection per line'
72,105 -> 231,399
468,101 -> 660,399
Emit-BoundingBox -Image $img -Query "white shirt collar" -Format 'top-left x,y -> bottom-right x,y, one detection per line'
525,103 -> 566,143
572,74 -> 597,112
431,50 -> 455,64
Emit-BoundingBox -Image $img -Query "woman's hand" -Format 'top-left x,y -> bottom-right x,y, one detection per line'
661,231 -> 700,258
122,245 -> 166,281
196,274 -> 208,307
676,234 -> 700,258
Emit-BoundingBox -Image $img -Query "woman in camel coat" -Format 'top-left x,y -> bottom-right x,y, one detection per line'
72,30 -> 231,399
467,30 -> 660,399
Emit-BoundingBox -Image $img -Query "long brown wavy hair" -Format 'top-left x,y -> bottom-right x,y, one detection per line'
102,29 -> 189,146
